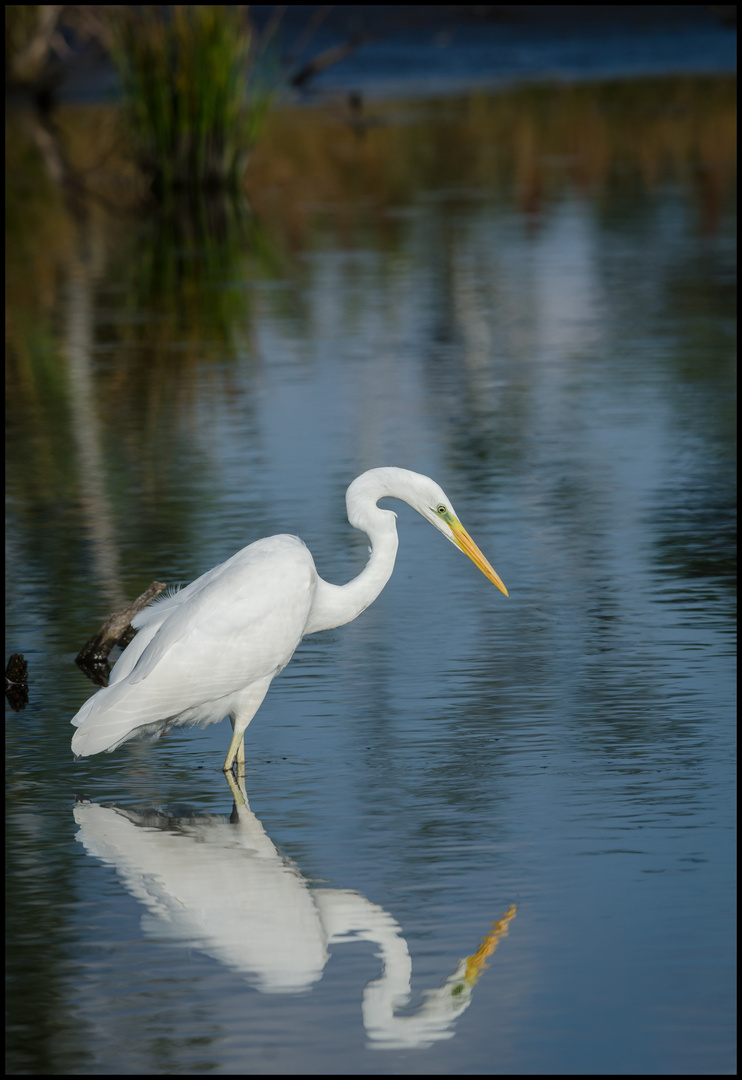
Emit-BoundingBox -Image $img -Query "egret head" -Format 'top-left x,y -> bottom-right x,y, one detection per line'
350,468 -> 509,598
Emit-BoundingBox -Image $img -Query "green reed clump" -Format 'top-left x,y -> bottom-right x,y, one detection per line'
107,6 -> 271,197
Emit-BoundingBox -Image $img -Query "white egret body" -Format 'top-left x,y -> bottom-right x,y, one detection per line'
71,468 -> 508,770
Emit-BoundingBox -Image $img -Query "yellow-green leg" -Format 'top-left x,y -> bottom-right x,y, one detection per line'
223,680 -> 271,773
224,719 -> 246,773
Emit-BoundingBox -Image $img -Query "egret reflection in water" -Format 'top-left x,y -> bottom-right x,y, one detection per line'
73,774 -> 516,1050
71,468 -> 508,771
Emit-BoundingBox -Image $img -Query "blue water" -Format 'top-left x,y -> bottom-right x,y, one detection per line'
6,83 -> 736,1073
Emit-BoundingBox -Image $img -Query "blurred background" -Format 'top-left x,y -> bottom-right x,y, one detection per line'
6,6 -> 736,1075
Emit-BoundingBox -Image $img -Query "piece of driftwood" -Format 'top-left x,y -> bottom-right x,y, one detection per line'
76,581 -> 167,686
5,653 -> 29,712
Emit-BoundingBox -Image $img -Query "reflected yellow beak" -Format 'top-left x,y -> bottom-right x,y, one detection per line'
450,519 -> 509,597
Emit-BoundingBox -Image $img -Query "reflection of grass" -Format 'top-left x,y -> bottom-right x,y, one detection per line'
6,72 -> 736,405
105,6 -> 272,197
245,75 -> 736,244
123,190 -> 278,355
5,73 -> 736,451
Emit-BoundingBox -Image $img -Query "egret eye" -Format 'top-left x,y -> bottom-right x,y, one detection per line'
436,504 -> 447,515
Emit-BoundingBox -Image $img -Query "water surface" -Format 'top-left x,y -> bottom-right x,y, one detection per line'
6,77 -> 736,1074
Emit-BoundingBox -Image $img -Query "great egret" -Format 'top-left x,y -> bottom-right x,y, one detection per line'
71,467 -> 508,771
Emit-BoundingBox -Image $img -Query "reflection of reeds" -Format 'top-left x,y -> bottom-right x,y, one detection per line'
105,6 -> 271,197
6,73 -> 736,414
244,76 -> 736,245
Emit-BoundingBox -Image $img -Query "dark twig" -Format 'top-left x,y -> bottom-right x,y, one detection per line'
76,581 -> 167,685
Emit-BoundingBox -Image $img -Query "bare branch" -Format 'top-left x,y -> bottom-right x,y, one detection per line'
76,581 -> 167,684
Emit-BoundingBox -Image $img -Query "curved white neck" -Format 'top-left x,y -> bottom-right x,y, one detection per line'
303,475 -> 401,635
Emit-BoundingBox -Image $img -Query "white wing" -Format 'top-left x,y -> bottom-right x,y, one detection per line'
71,536 -> 317,756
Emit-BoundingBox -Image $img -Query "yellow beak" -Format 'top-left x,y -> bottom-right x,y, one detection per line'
450,519 -> 509,597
